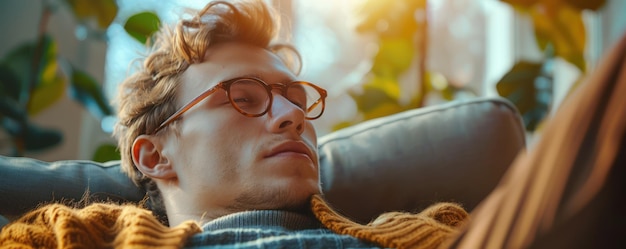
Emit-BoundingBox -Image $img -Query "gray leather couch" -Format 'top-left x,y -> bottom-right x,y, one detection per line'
0,97 -> 525,227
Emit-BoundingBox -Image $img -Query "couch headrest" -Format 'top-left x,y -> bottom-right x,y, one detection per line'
318,97 -> 525,222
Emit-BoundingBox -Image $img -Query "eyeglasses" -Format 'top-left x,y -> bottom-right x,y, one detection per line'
150,77 -> 328,135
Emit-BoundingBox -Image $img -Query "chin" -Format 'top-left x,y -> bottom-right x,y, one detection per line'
276,190 -> 317,211
271,182 -> 320,208
234,182 -> 321,211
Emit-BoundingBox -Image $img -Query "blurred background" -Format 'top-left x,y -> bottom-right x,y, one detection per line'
0,0 -> 624,162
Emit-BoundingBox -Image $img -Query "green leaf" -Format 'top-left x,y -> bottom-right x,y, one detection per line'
365,76 -> 402,102
25,125 -> 62,151
92,143 -> 121,162
2,117 -> 62,151
349,84 -> 417,121
372,38 -> 415,76
38,38 -> 59,87
124,12 -> 161,44
3,35 -> 58,103
28,37 -> 66,115
362,101 -> 408,121
65,0 -> 118,28
3,42 -> 35,92
501,1 -> 594,72
0,36 -> 67,153
349,84 -> 397,113
24,124 -> 63,151
28,70 -> 66,116
531,3 -> 587,72
0,63 -> 22,100
2,35 -> 65,114
496,61 -> 553,131
69,67 -> 113,120
0,98 -> 26,122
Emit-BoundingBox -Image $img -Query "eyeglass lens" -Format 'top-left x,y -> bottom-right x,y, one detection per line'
228,79 -> 323,118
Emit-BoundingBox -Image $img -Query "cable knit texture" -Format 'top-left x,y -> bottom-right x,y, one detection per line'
311,195 -> 468,249
0,203 -> 201,249
0,195 -> 467,248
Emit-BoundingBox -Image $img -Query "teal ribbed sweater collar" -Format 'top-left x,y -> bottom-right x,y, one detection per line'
201,210 -> 324,231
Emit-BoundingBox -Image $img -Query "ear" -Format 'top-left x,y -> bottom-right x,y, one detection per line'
132,135 -> 177,180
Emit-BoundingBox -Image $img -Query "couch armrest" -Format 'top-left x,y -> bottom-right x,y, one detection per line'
0,157 -> 144,218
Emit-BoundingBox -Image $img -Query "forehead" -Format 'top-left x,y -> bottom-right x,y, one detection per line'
179,43 -> 295,101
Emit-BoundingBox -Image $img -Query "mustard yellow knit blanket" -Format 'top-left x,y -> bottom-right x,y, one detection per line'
0,195 -> 467,249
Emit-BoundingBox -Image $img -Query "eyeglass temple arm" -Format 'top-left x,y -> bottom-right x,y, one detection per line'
151,87 -> 220,134
307,99 -> 323,113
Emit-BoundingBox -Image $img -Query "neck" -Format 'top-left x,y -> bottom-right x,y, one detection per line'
161,187 -> 234,227
164,201 -> 234,227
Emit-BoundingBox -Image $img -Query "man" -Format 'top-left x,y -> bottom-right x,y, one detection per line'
0,0 -> 467,248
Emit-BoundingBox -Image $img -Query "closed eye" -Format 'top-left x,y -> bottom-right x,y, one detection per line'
289,99 -> 307,110
233,97 -> 251,103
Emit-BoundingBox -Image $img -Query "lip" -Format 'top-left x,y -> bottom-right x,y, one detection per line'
264,140 -> 314,161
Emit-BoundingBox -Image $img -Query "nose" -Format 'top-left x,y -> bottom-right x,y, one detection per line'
267,93 -> 305,135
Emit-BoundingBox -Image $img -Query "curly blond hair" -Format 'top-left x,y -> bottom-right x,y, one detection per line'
113,0 -> 300,224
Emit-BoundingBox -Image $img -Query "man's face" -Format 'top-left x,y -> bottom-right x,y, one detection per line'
160,43 -> 321,217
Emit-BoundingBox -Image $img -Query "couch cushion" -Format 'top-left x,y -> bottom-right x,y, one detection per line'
319,97 -> 525,223
0,97 -> 525,223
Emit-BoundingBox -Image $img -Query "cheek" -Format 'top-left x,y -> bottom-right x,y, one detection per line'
304,122 -> 317,146
174,115 -> 236,171
304,122 -> 317,144
177,114 -> 261,175
175,132 -> 243,194
303,122 -> 319,165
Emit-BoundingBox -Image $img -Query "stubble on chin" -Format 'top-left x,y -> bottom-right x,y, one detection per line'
229,187 -> 315,213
